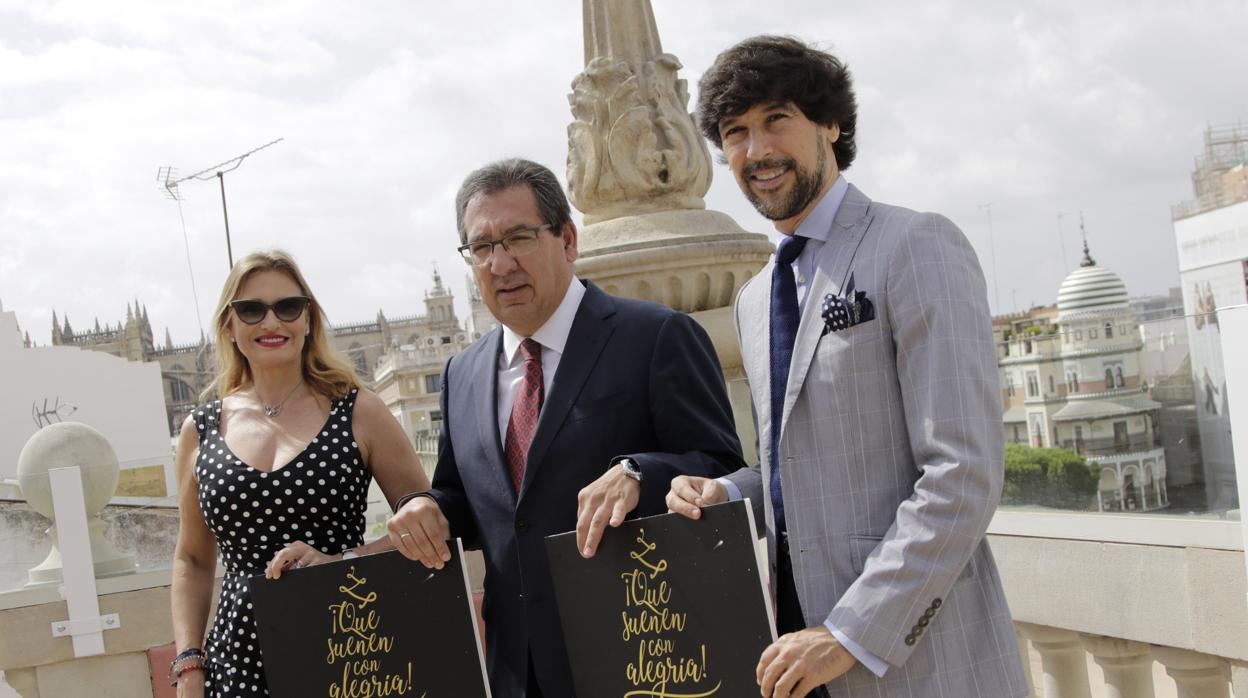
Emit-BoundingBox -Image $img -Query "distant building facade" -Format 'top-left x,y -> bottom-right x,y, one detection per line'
1170,121 -> 1247,512
994,240 -> 1169,512
46,271 -> 496,445
1,300 -> 172,489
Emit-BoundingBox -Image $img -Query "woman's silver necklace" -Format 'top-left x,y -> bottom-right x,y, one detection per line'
261,381 -> 303,418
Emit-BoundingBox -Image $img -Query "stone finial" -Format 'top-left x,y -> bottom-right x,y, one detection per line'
17,422 -> 137,585
165,328 -> 173,350
431,267 -> 446,296
1079,213 -> 1096,268
567,0 -> 711,224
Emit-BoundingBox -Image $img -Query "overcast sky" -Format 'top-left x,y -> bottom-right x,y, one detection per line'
2,0 -> 1245,347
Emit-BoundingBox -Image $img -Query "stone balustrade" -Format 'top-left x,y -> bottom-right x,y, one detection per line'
1015,623 -> 1244,697
993,531 -> 1248,698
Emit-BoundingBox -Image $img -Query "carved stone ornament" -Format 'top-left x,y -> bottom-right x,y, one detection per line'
567,0 -> 711,225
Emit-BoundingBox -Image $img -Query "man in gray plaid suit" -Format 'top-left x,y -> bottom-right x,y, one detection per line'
667,36 -> 1027,697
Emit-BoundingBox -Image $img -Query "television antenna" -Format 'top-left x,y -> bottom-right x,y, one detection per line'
158,137 -> 284,269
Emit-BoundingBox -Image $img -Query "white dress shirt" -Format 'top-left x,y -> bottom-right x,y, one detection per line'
495,275 -> 586,443
719,176 -> 890,677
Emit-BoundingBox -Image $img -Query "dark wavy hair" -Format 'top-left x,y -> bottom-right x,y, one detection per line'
696,36 -> 858,170
454,158 -> 573,245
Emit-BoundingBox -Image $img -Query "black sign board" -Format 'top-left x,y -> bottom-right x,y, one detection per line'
248,544 -> 490,698
546,500 -> 775,698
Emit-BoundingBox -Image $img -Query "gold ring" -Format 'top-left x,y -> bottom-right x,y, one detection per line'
400,532 -> 412,539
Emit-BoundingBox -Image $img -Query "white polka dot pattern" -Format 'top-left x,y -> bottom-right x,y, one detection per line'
192,389 -> 368,697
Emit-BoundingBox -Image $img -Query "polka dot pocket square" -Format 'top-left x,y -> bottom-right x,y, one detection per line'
821,272 -> 875,336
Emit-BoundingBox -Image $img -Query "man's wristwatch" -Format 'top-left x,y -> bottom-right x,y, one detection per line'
619,458 -> 642,483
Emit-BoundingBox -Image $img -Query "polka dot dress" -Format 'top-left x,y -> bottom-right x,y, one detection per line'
192,389 -> 369,697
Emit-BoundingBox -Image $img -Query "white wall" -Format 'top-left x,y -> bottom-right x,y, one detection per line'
0,306 -> 171,486
1173,203 -> 1248,513
1173,199 -> 1248,272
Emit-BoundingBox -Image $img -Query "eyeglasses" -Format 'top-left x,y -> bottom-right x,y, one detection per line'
457,224 -> 552,266
229,296 -> 310,325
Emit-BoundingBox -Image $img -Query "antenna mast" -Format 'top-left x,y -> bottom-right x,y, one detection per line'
158,137 -> 284,269
978,202 -> 1002,312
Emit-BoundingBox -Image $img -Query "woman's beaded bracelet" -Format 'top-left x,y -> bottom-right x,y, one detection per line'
169,647 -> 206,686
169,662 -> 203,687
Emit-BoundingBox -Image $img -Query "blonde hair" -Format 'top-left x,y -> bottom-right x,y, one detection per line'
202,250 -> 361,402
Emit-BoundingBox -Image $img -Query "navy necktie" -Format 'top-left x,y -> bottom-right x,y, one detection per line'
769,234 -> 808,533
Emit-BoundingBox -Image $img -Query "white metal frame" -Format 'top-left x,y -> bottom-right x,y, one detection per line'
1217,305 -> 1248,593
988,509 -> 1242,550
47,466 -> 121,657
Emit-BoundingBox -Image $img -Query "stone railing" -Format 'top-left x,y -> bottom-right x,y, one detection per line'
1016,622 -> 1243,697
991,531 -> 1248,698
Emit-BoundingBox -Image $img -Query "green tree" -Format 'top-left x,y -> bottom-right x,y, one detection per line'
1003,443 -> 1097,509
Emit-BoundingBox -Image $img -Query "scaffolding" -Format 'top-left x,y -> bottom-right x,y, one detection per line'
1172,121 -> 1248,220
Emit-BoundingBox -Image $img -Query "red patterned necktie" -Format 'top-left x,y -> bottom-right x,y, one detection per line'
504,338 -> 544,492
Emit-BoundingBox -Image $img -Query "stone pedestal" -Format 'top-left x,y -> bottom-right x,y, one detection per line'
575,211 -> 772,462
567,0 -> 773,453
576,209 -> 772,315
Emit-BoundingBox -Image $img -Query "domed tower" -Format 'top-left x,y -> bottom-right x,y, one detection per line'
1047,232 -> 1167,511
1056,238 -> 1130,321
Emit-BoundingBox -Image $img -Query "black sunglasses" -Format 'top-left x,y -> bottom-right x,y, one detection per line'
229,296 -> 310,325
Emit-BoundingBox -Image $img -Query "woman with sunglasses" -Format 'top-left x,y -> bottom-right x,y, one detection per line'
169,250 -> 435,697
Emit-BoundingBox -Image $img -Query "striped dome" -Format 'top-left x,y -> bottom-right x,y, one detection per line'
1057,265 -> 1129,318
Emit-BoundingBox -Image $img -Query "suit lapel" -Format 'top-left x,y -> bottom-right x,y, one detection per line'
473,329 -> 516,507
736,268 -> 774,451
518,281 -> 616,500
781,184 -> 874,432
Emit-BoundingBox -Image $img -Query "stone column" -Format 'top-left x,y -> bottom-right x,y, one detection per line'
2,667 -> 39,697
1015,625 -> 1038,697
1230,661 -> 1248,698
568,0 -> 773,449
571,0 -> 711,223
1152,646 -> 1230,698
1016,623 -> 1091,698
1080,634 -> 1155,698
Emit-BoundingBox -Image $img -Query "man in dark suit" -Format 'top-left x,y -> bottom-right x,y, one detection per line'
386,158 -> 744,697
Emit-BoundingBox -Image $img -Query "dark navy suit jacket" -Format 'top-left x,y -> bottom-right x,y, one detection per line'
426,280 -> 744,697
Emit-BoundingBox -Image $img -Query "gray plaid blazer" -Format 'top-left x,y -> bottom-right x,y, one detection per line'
726,184 -> 1027,697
